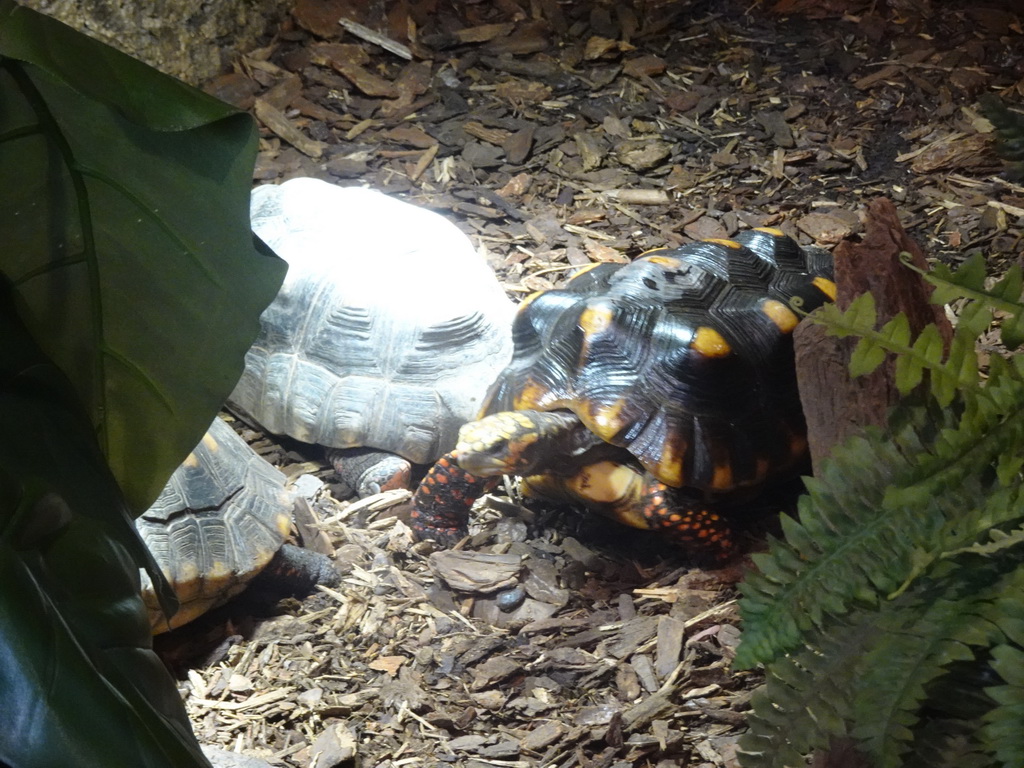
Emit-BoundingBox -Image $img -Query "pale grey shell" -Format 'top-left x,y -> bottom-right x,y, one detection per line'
230,178 -> 516,464
137,417 -> 293,631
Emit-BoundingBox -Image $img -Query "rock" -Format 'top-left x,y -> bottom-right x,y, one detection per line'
201,746 -> 277,768
20,0 -> 282,82
429,551 -> 523,593
309,723 -> 358,768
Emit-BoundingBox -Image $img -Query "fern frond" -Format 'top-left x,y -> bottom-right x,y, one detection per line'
983,643 -> 1024,767
741,548 -> 1024,768
982,591 -> 1024,766
739,239 -> 1024,768
881,368 -> 1024,510
914,253 -> 1024,351
739,620 -> 868,767
735,390 -> 1024,668
806,296 -> 979,405
895,490 -> 1024,591
810,255 -> 1024,404
850,570 -> 1013,767
904,719 -> 994,768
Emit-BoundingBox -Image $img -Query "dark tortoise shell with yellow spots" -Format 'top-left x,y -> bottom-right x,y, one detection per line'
410,228 -> 835,562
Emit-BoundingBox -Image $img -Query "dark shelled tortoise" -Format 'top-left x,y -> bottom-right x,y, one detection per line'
410,228 -> 836,563
138,417 -> 335,633
230,177 -> 515,498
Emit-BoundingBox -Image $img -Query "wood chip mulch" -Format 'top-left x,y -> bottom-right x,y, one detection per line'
158,2 -> 1024,767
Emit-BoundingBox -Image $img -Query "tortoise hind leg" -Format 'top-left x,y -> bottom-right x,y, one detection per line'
409,453 -> 497,546
327,447 -> 412,497
247,543 -> 339,603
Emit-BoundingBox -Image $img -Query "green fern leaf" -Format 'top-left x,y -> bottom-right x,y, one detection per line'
983,647 -> 1024,768
903,719 -> 994,768
895,488 -> 1024,586
849,335 -> 888,377
982,592 -> 1024,767
929,334 -> 979,406
742,543 -> 1024,768
999,311 -> 1024,351
922,254 -> 1024,320
740,238 -> 1024,768
996,452 -> 1024,486
807,296 -> 980,404
898,323 -> 943,392
992,264 -> 1022,303
851,594 -> 998,767
956,298 -> 997,338
736,411 -> 939,668
740,627 -> 865,767
926,253 -> 988,298
811,293 -> 876,338
737,384 -> 1024,670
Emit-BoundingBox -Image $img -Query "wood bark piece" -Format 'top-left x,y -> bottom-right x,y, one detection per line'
292,0 -> 349,38
253,99 -> 327,158
794,197 -> 953,472
604,189 -> 671,205
339,17 -> 413,60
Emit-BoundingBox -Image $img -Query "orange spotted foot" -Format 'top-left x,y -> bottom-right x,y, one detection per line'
639,480 -> 737,565
409,453 -> 498,546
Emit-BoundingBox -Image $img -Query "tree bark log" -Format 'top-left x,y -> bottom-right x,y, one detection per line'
794,196 -> 953,473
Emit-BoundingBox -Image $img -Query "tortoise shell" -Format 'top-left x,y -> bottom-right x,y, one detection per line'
137,417 -> 293,632
230,178 -> 515,465
480,228 -> 836,495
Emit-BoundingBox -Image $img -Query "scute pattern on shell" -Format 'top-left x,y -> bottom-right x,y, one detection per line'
137,417 -> 293,631
481,229 -> 835,492
230,178 -> 515,465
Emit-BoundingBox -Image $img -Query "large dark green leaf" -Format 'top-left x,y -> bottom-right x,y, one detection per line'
0,0 -> 286,512
0,287 -> 209,767
0,4 -> 287,766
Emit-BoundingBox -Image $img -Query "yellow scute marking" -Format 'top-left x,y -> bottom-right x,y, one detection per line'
566,262 -> 603,284
703,238 -> 742,249
182,452 -> 201,469
517,290 -> 544,311
201,432 -> 219,451
754,226 -> 785,236
512,378 -> 548,410
692,326 -> 732,357
272,510 -> 292,538
762,299 -> 799,333
643,254 -> 681,268
813,276 -> 838,301
647,439 -> 684,487
711,462 -> 734,490
587,399 -> 628,440
579,304 -> 614,335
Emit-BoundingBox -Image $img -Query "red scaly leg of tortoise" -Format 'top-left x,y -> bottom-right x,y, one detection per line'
638,479 -> 737,564
409,453 -> 497,546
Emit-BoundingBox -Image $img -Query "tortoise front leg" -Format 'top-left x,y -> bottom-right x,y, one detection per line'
409,453 -> 498,546
639,480 -> 737,564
